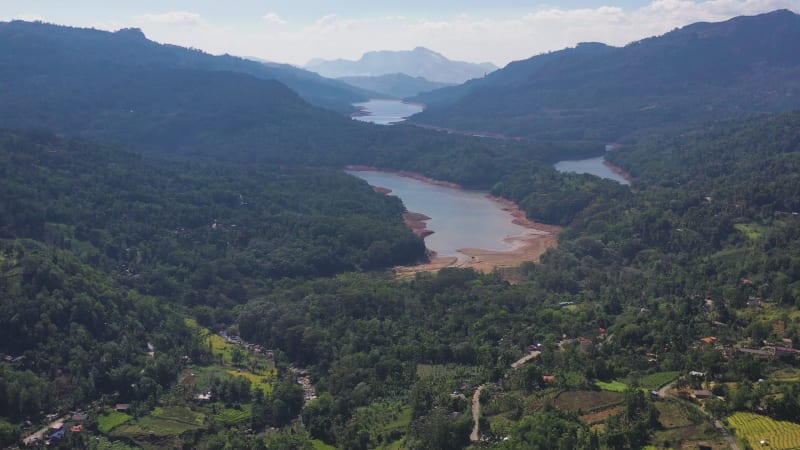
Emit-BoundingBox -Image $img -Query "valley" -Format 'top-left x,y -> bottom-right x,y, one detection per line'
2,7 -> 800,450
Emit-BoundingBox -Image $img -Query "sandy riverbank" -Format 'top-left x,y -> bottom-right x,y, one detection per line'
394,193 -> 560,275
350,166 -> 561,275
403,212 -> 434,238
602,160 -> 634,183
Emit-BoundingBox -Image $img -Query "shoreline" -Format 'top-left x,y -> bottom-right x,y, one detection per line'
403,212 -> 434,238
345,165 -> 463,189
601,160 -> 634,183
349,168 -> 561,275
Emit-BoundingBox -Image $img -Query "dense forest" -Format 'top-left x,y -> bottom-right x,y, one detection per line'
4,106 -> 800,448
0,20 -> 599,189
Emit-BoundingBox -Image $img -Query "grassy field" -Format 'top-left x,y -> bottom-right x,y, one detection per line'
184,319 -> 277,394
655,401 -> 695,429
226,368 -> 276,394
638,371 -> 680,390
416,363 -> 476,381
111,406 -> 206,446
554,390 -> 623,412
97,411 -> 133,433
770,368 -> 800,383
728,412 -> 800,450
735,223 -> 764,240
596,380 -> 628,392
312,440 -> 337,450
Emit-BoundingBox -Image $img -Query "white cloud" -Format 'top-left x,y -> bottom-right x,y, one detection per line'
262,13 -> 287,26
112,0 -> 800,67
309,14 -> 355,32
134,11 -> 204,26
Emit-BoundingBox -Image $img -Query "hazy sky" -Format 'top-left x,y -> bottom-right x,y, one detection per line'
2,0 -> 798,67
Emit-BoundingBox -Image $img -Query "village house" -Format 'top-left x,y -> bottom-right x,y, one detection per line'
693,389 -> 712,399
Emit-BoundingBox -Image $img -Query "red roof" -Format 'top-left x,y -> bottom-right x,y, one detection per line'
70,424 -> 83,433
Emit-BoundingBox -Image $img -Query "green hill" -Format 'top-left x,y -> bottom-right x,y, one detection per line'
412,10 -> 800,141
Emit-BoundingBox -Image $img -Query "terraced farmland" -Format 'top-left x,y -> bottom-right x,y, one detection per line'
729,412 -> 800,449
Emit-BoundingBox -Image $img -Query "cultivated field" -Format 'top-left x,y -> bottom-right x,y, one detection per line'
729,412 -> 800,450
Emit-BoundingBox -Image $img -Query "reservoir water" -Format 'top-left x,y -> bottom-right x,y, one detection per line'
353,99 -> 424,125
554,156 -> 630,185
347,170 -> 531,260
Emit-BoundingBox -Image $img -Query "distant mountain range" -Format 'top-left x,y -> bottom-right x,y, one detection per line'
305,47 -> 497,84
0,21 -> 373,113
410,9 -> 800,141
337,73 -> 453,99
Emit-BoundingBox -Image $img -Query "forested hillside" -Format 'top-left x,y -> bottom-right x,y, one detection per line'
234,109 -> 800,449
0,21 -> 373,113
338,73 -> 453,99
411,10 -> 800,141
0,20 -> 600,188
4,11 -> 800,450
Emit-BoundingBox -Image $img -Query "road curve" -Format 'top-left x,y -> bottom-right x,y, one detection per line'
470,385 -> 486,442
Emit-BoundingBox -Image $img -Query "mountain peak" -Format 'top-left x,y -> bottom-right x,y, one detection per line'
306,48 -> 497,84
114,27 -> 146,40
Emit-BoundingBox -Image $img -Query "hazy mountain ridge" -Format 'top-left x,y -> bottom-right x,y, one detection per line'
411,9 -> 800,140
338,73 -> 454,99
305,47 -> 497,84
0,20 -> 374,112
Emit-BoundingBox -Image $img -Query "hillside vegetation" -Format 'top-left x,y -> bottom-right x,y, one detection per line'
412,10 -> 800,142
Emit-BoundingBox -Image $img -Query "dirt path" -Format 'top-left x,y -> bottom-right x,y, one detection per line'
470,385 -> 486,442
657,379 -> 676,397
22,414 -> 69,446
511,350 -> 541,369
714,419 -> 741,450
656,379 -> 740,450
471,350 -> 541,442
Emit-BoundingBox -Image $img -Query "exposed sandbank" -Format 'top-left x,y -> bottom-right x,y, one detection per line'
349,167 -> 561,274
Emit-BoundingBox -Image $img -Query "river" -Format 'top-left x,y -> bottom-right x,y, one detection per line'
347,170 -> 535,261
352,99 -> 424,125
554,156 -> 630,185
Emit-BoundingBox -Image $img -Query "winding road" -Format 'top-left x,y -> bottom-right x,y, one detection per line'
471,350 -> 542,442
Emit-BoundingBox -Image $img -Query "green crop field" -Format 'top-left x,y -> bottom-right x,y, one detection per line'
227,368 -> 276,394
312,439 -> 337,450
596,380 -> 628,392
770,368 -> 800,383
97,411 -> 133,433
638,371 -> 680,390
729,412 -> 800,449
215,405 -> 252,425
112,406 -> 206,439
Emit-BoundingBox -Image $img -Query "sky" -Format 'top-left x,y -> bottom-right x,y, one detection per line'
2,0 -> 798,67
